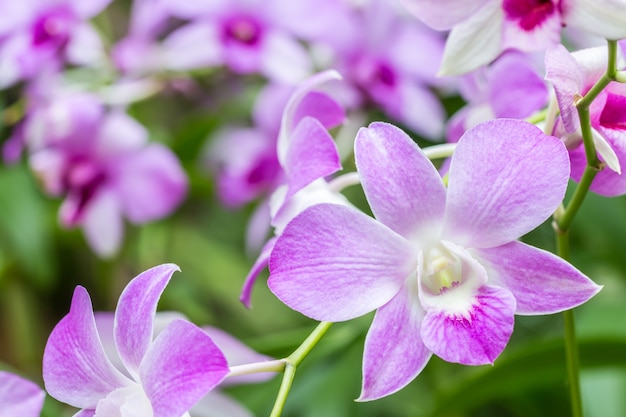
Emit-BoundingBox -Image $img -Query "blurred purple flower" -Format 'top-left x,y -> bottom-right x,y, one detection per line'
268,119 -> 600,400
43,264 -> 229,417
0,0 -> 109,88
403,0 -> 626,75
11,91 -> 187,257
157,0 -> 349,83
330,0 -> 448,139
0,371 -> 45,417
546,44 -> 626,196
447,50 -> 547,143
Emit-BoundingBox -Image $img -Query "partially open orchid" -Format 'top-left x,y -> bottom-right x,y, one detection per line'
403,0 -> 626,75
239,70 -> 350,307
268,119 -> 601,400
43,264 -> 229,417
545,44 -> 626,196
94,312 -> 275,417
0,371 -> 45,417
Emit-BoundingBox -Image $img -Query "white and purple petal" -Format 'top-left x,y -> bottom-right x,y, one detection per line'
359,284 -> 431,401
421,285 -> 516,365
0,371 -> 45,417
268,203 -> 415,322
443,119 -> 569,249
43,286 -> 131,409
355,122 -> 446,240
114,264 -> 180,379
475,241 -> 601,314
140,319 -> 229,417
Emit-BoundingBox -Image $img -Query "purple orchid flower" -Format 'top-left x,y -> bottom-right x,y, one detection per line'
0,371 -> 45,417
268,119 -> 601,400
545,44 -> 626,196
329,0 -> 448,139
237,70 -> 350,307
402,0 -> 626,75
43,264 -> 229,417
158,0 -> 344,83
15,91 -> 187,257
0,0 -> 109,88
447,50 -> 548,143
94,312 -> 275,417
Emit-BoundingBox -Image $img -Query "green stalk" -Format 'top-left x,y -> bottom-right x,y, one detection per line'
269,321 -> 333,417
553,39 -> 621,417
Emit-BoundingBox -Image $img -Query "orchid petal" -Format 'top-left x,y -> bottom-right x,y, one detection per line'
268,203 -> 415,322
73,410 -> 96,417
439,2 -> 503,76
545,44 -> 583,132
162,23 -> 222,70
260,31 -> 312,84
115,143 -> 188,223
240,237 -> 276,308
191,391 -> 254,417
475,241 -> 601,314
0,372 -> 45,417
355,122 -> 446,240
402,0 -> 492,30
421,285 -> 516,365
69,0 -> 112,18
114,264 -> 180,379
43,287 -> 130,409
203,326 -> 275,386
488,52 -> 548,119
592,127 -> 621,174
80,188 -> 124,259
284,117 -> 341,200
397,82 -> 446,140
359,284 -> 431,401
278,70 -> 343,164
140,319 -> 229,417
97,112 -> 147,156
565,0 -> 626,41
293,91 -> 346,131
444,119 -> 569,248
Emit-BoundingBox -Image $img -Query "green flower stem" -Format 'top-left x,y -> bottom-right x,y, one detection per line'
227,359 -> 287,377
269,321 -> 333,417
553,39 -> 621,417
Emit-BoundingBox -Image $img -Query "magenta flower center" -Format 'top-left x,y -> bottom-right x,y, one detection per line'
223,16 -> 262,46
599,93 -> 626,130
62,159 -> 107,223
32,7 -> 75,48
502,0 -> 557,31
374,62 -> 396,87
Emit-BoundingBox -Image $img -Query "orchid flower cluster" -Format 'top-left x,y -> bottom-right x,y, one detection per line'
3,0 -> 626,416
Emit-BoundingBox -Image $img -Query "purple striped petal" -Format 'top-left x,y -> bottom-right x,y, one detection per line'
439,2 -> 504,75
476,241 -> 601,314
268,203 -> 415,322
359,284 -> 431,401
0,372 -> 45,417
355,122 -> 446,240
402,0 -> 490,30
114,264 -> 180,379
284,117 -> 341,200
545,44 -> 583,132
421,285 -> 516,365
43,287 -> 130,409
277,70 -> 342,163
293,91 -> 345,131
443,119 -> 569,249
140,320 -> 229,417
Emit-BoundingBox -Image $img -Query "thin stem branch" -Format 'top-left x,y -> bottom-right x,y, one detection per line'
268,321 -> 333,417
227,359 -> 286,378
553,39 -> 622,417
